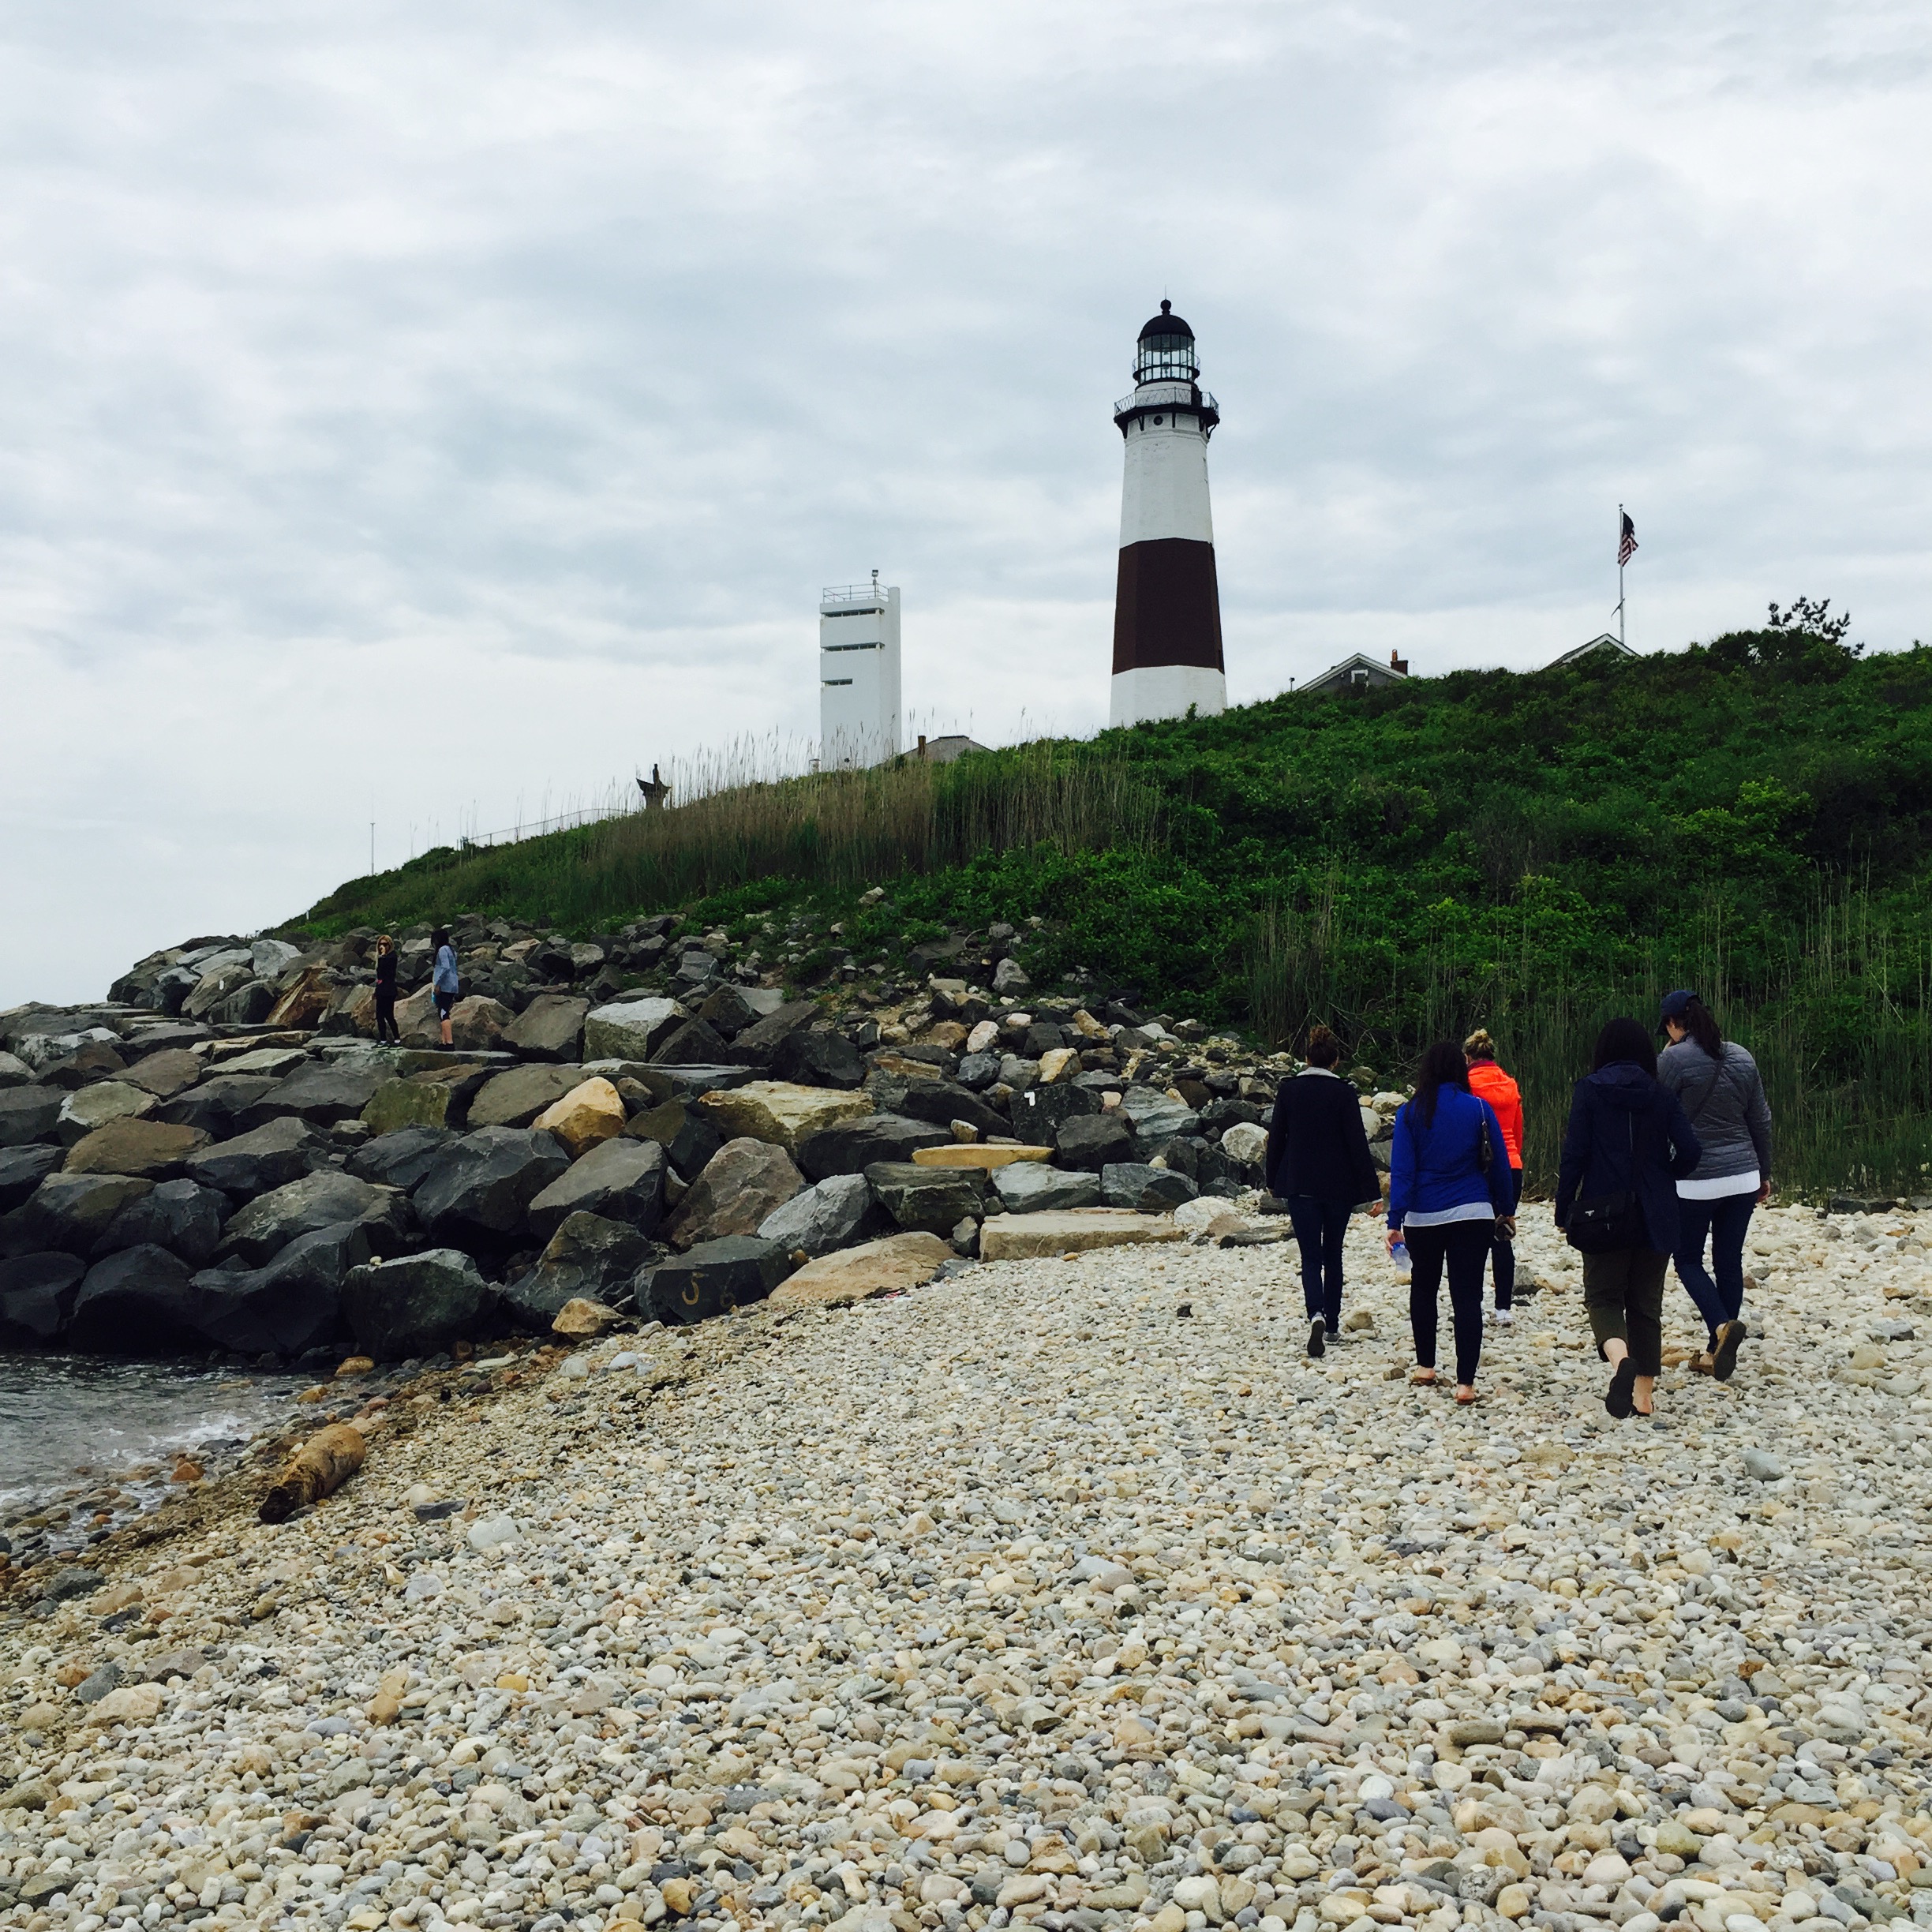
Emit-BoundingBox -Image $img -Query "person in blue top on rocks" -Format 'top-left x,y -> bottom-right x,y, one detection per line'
1555,1017 -> 1702,1421
1387,1041 -> 1515,1405
431,927 -> 459,1049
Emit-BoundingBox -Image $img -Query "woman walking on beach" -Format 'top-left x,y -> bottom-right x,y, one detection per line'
432,927 -> 459,1048
1657,990 -> 1773,1380
1556,1017 -> 1702,1419
373,934 -> 400,1044
1387,1042 -> 1515,1404
1265,1025 -> 1383,1359
1463,1029 -> 1525,1327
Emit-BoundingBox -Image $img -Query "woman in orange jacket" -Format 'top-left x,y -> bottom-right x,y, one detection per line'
1463,1030 -> 1524,1326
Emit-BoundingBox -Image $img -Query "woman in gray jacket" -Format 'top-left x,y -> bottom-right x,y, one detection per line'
1657,990 -> 1773,1380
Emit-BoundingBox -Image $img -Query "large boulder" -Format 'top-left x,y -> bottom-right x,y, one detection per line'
153,1074 -> 279,1138
502,1213 -> 653,1329
183,962 -> 255,1020
62,1118 -> 211,1181
0,1252 -> 86,1342
755,1173 -> 879,1257
346,1125 -> 453,1192
867,1075 -> 1009,1142
1100,1162 -> 1199,1211
992,1163 -> 1102,1213
663,1136 -> 804,1250
55,1081 -> 155,1146
645,1236 -> 789,1325
0,1145 -> 62,1212
184,1117 -> 331,1197
795,1112 -> 952,1181
236,1061 -> 387,1132
650,1017 -> 738,1066
531,1077 -> 625,1158
123,1049 -> 203,1099
728,1000 -> 818,1069
583,998 -> 688,1062
526,1136 -> 667,1242
341,1249 -> 497,1359
1121,1086 -> 1200,1154
864,1161 -> 988,1234
412,1126 -> 571,1246
979,1208 -> 1185,1261
447,995 -> 516,1053
1008,1081 -> 1103,1140
502,995 -> 588,1061
468,1062 -> 584,1129
360,1078 -> 460,1136
695,985 -> 761,1039
773,1231 -> 952,1309
697,1080 -> 871,1152
771,1028 -> 866,1089
1054,1113 -> 1134,1172
66,1245 -> 202,1353
623,1098 -> 724,1181
215,1171 -> 414,1266
264,964 -> 336,1030
1,1173 -> 154,1258
92,1179 -> 229,1267
0,1050 -> 33,1088
189,1222 -> 371,1358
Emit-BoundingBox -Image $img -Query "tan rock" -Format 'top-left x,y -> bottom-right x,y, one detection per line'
1038,1046 -> 1080,1084
361,1078 -> 457,1136
663,1136 -> 805,1249
533,1077 -> 626,1158
267,964 -> 335,1029
922,1020 -> 969,1051
697,1080 -> 871,1151
552,1296 -> 622,1336
90,1683 -> 164,1724
447,995 -> 515,1052
910,1144 -> 1054,1169
1496,1883 -> 1533,1919
62,1117 -> 210,1178
1069,1008 -> 1110,1041
979,1208 -> 1184,1260
773,1232 -> 953,1309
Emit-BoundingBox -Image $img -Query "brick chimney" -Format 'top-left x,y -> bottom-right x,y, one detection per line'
1391,650 -> 1410,675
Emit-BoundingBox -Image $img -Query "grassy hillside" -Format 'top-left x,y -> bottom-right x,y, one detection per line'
292,619 -> 1932,1196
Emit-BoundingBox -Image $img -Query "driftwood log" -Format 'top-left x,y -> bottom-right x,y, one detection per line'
258,1423 -> 367,1523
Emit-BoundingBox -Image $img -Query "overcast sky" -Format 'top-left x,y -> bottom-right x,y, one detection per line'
5,0 -> 1930,1007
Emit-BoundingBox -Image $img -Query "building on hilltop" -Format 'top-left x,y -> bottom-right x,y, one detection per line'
819,574 -> 902,768
1552,632 -> 1638,667
1301,650 -> 1410,698
1110,301 -> 1226,727
910,733 -> 990,764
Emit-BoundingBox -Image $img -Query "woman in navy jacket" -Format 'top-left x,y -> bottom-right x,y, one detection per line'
1264,1026 -> 1383,1358
1555,1017 -> 1702,1420
1387,1042 -> 1515,1403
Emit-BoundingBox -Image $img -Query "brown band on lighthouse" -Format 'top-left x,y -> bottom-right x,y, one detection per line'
1112,538 -> 1225,676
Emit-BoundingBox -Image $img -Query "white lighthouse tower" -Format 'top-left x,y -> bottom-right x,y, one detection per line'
818,572 -> 902,768
1110,301 -> 1226,726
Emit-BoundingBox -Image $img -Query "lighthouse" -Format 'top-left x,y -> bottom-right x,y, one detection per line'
1110,300 -> 1226,726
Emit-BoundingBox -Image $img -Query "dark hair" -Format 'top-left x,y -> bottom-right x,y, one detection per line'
1676,994 -> 1724,1059
1410,1040 -> 1470,1128
431,927 -> 449,949
1593,1017 -> 1657,1076
1305,1025 -> 1340,1068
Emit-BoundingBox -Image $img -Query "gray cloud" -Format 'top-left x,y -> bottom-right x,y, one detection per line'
4,0 -> 1930,1002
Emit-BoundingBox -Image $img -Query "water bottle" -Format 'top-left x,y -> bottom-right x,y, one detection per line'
1390,1234 -> 1411,1282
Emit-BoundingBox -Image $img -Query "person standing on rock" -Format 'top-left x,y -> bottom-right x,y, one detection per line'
373,934 -> 400,1045
1264,1024 -> 1383,1358
1657,990 -> 1773,1380
1388,1041 -> 1515,1404
431,927 -> 459,1048
1556,1017 -> 1702,1420
1463,1029 -> 1526,1328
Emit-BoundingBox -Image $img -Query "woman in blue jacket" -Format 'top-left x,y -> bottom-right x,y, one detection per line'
431,926 -> 459,1049
1555,1017 -> 1702,1420
1388,1041 -> 1515,1403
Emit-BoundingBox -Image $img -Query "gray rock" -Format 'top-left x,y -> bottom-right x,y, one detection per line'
1054,1112 -> 1134,1171
0,1050 -> 36,1088
0,1085 -> 62,1148
795,1112 -> 952,1181
0,1172 -> 154,1258
1742,1447 -> 1786,1481
645,1236 -> 789,1325
0,1144 -> 62,1212
346,1125 -> 454,1192
695,984 -> 762,1039
526,1136 -> 668,1242
624,1097 -> 725,1181
1121,1086 -> 1200,1151
866,1161 -> 990,1234
44,1567 -> 104,1603
1100,1162 -> 1198,1211
993,957 -> 1031,994
583,998 -> 689,1062
770,1028 -> 866,1089
501,995 -> 589,1061
0,1252 -> 85,1342
189,1222 -> 371,1358
54,1080 -> 156,1145
251,938 -> 304,979
213,980 -> 277,1028
503,1213 -> 653,1328
993,1163 -> 1101,1214
183,1115 -> 332,1197
342,1249 -> 498,1359
66,1245 -> 202,1353
235,1060 -> 387,1132
91,1178 -> 229,1267
867,1075 -> 1009,1143
468,1062 -> 585,1129
153,1073 -> 279,1138
756,1174 -> 879,1256
955,1050 -> 1002,1091
650,1016 -> 739,1066
413,1126 -> 572,1245
73,1661 -> 124,1705
215,1170 -> 413,1266
729,999 -> 820,1069
665,1137 -> 804,1250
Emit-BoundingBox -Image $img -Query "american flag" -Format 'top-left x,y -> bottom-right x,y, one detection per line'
1618,511 -> 1638,567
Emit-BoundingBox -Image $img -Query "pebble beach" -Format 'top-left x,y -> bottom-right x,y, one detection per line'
5,1201 -> 1932,1932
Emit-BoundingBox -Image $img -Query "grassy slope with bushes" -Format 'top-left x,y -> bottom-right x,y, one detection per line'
292,623 -> 1932,1196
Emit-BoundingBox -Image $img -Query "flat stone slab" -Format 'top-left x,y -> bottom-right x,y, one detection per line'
772,1231 -> 953,1309
979,1208 -> 1184,1260
909,1144 -> 1053,1169
698,1080 -> 872,1151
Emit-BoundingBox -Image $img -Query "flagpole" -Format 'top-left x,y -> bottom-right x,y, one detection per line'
1617,502 -> 1625,650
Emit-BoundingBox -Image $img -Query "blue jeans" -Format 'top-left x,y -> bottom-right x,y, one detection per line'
1287,1195 -> 1353,1327
1489,1165 -> 1522,1307
1674,1190 -> 1756,1339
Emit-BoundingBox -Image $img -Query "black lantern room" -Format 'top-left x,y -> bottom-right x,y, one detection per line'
1134,300 -> 1199,384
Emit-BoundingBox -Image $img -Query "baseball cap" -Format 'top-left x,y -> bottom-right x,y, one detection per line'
1659,989 -> 1698,1026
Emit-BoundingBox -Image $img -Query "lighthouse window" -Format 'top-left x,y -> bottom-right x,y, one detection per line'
822,677 -> 854,687
1152,415 -> 1163,425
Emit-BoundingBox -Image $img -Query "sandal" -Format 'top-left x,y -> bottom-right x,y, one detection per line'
1410,1368 -> 1438,1386
1710,1320 -> 1745,1382
1687,1352 -> 1716,1376
1455,1385 -> 1477,1405
1605,1358 -> 1637,1419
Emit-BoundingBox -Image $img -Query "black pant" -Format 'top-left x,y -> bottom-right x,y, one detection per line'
1584,1248 -> 1668,1376
1674,1191 -> 1754,1340
1489,1165 -> 1522,1307
1406,1220 -> 1492,1385
1286,1195 -> 1352,1327
375,993 -> 399,1043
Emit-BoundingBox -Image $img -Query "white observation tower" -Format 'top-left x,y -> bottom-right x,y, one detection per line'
1110,300 -> 1226,726
818,572 -> 902,768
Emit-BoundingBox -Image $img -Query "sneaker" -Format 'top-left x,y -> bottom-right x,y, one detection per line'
1307,1316 -> 1327,1359
1496,1308 -> 1513,1329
